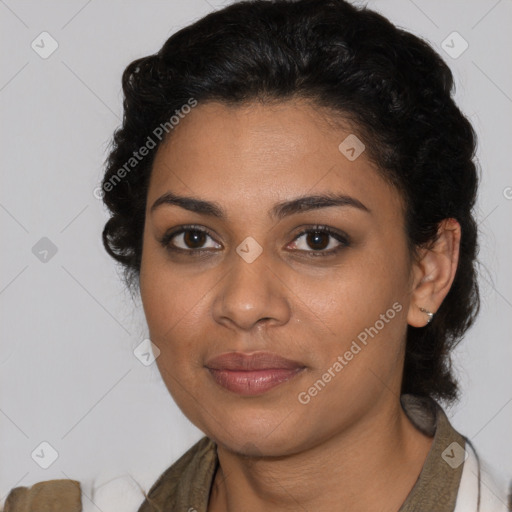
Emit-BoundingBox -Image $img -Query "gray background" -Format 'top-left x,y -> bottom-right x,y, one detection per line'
1,0 -> 511,508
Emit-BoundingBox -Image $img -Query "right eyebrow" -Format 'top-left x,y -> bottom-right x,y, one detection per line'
150,192 -> 224,218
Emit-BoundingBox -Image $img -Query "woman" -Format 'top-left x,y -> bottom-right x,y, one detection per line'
4,0 -> 510,511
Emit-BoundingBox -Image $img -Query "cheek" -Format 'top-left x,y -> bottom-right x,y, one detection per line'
306,242 -> 410,382
139,243 -> 209,339
316,253 -> 407,328
140,256 -> 210,417
138,252 -> 221,407
140,280 -> 208,364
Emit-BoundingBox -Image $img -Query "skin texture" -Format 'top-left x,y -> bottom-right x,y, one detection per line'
139,100 -> 461,512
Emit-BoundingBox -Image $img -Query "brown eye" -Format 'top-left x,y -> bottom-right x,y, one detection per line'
306,231 -> 330,250
183,230 -> 207,249
288,226 -> 350,256
160,226 -> 222,253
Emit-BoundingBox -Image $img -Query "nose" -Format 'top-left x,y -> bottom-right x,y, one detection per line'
211,249 -> 291,332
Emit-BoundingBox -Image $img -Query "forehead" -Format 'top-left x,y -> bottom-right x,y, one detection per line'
147,100 -> 403,222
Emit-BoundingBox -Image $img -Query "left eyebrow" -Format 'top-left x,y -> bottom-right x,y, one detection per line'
270,193 -> 370,220
149,192 -> 370,219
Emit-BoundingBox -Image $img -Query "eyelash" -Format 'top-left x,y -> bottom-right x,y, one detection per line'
158,224 -> 351,258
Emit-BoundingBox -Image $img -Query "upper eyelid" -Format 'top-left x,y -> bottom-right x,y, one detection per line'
293,225 -> 349,239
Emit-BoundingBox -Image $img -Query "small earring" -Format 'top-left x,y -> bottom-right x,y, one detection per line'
419,307 -> 434,324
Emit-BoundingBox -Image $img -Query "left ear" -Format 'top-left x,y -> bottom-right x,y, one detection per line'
407,218 -> 461,327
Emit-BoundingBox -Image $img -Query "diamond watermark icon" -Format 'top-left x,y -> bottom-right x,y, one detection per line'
134,338 -> 161,366
236,236 -> 263,263
31,32 -> 59,59
441,441 -> 467,469
204,0 -> 232,8
441,31 -> 468,59
338,134 -> 365,161
32,237 -> 58,263
31,441 -> 59,469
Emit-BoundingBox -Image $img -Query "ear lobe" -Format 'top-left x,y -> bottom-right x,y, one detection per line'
407,218 -> 461,328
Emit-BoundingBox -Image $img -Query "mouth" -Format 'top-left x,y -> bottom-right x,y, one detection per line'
205,351 -> 306,396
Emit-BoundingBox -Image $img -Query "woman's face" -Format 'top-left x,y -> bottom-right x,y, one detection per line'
139,99 -> 415,456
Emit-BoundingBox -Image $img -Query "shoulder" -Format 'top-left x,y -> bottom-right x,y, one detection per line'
1,437 -> 216,512
454,439 -> 511,512
401,394 -> 511,512
2,479 -> 81,512
137,435 -> 217,511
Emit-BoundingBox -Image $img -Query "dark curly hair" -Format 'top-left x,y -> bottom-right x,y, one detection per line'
101,0 -> 480,405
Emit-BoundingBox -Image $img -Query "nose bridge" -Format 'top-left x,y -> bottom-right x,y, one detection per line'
212,241 -> 291,330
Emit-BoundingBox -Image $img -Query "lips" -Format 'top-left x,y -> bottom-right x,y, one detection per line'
205,352 -> 306,396
205,351 -> 304,371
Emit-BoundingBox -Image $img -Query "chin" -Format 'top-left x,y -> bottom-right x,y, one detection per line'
202,409 -> 307,457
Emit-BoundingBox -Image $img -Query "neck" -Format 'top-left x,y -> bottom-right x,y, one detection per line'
208,398 -> 434,512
